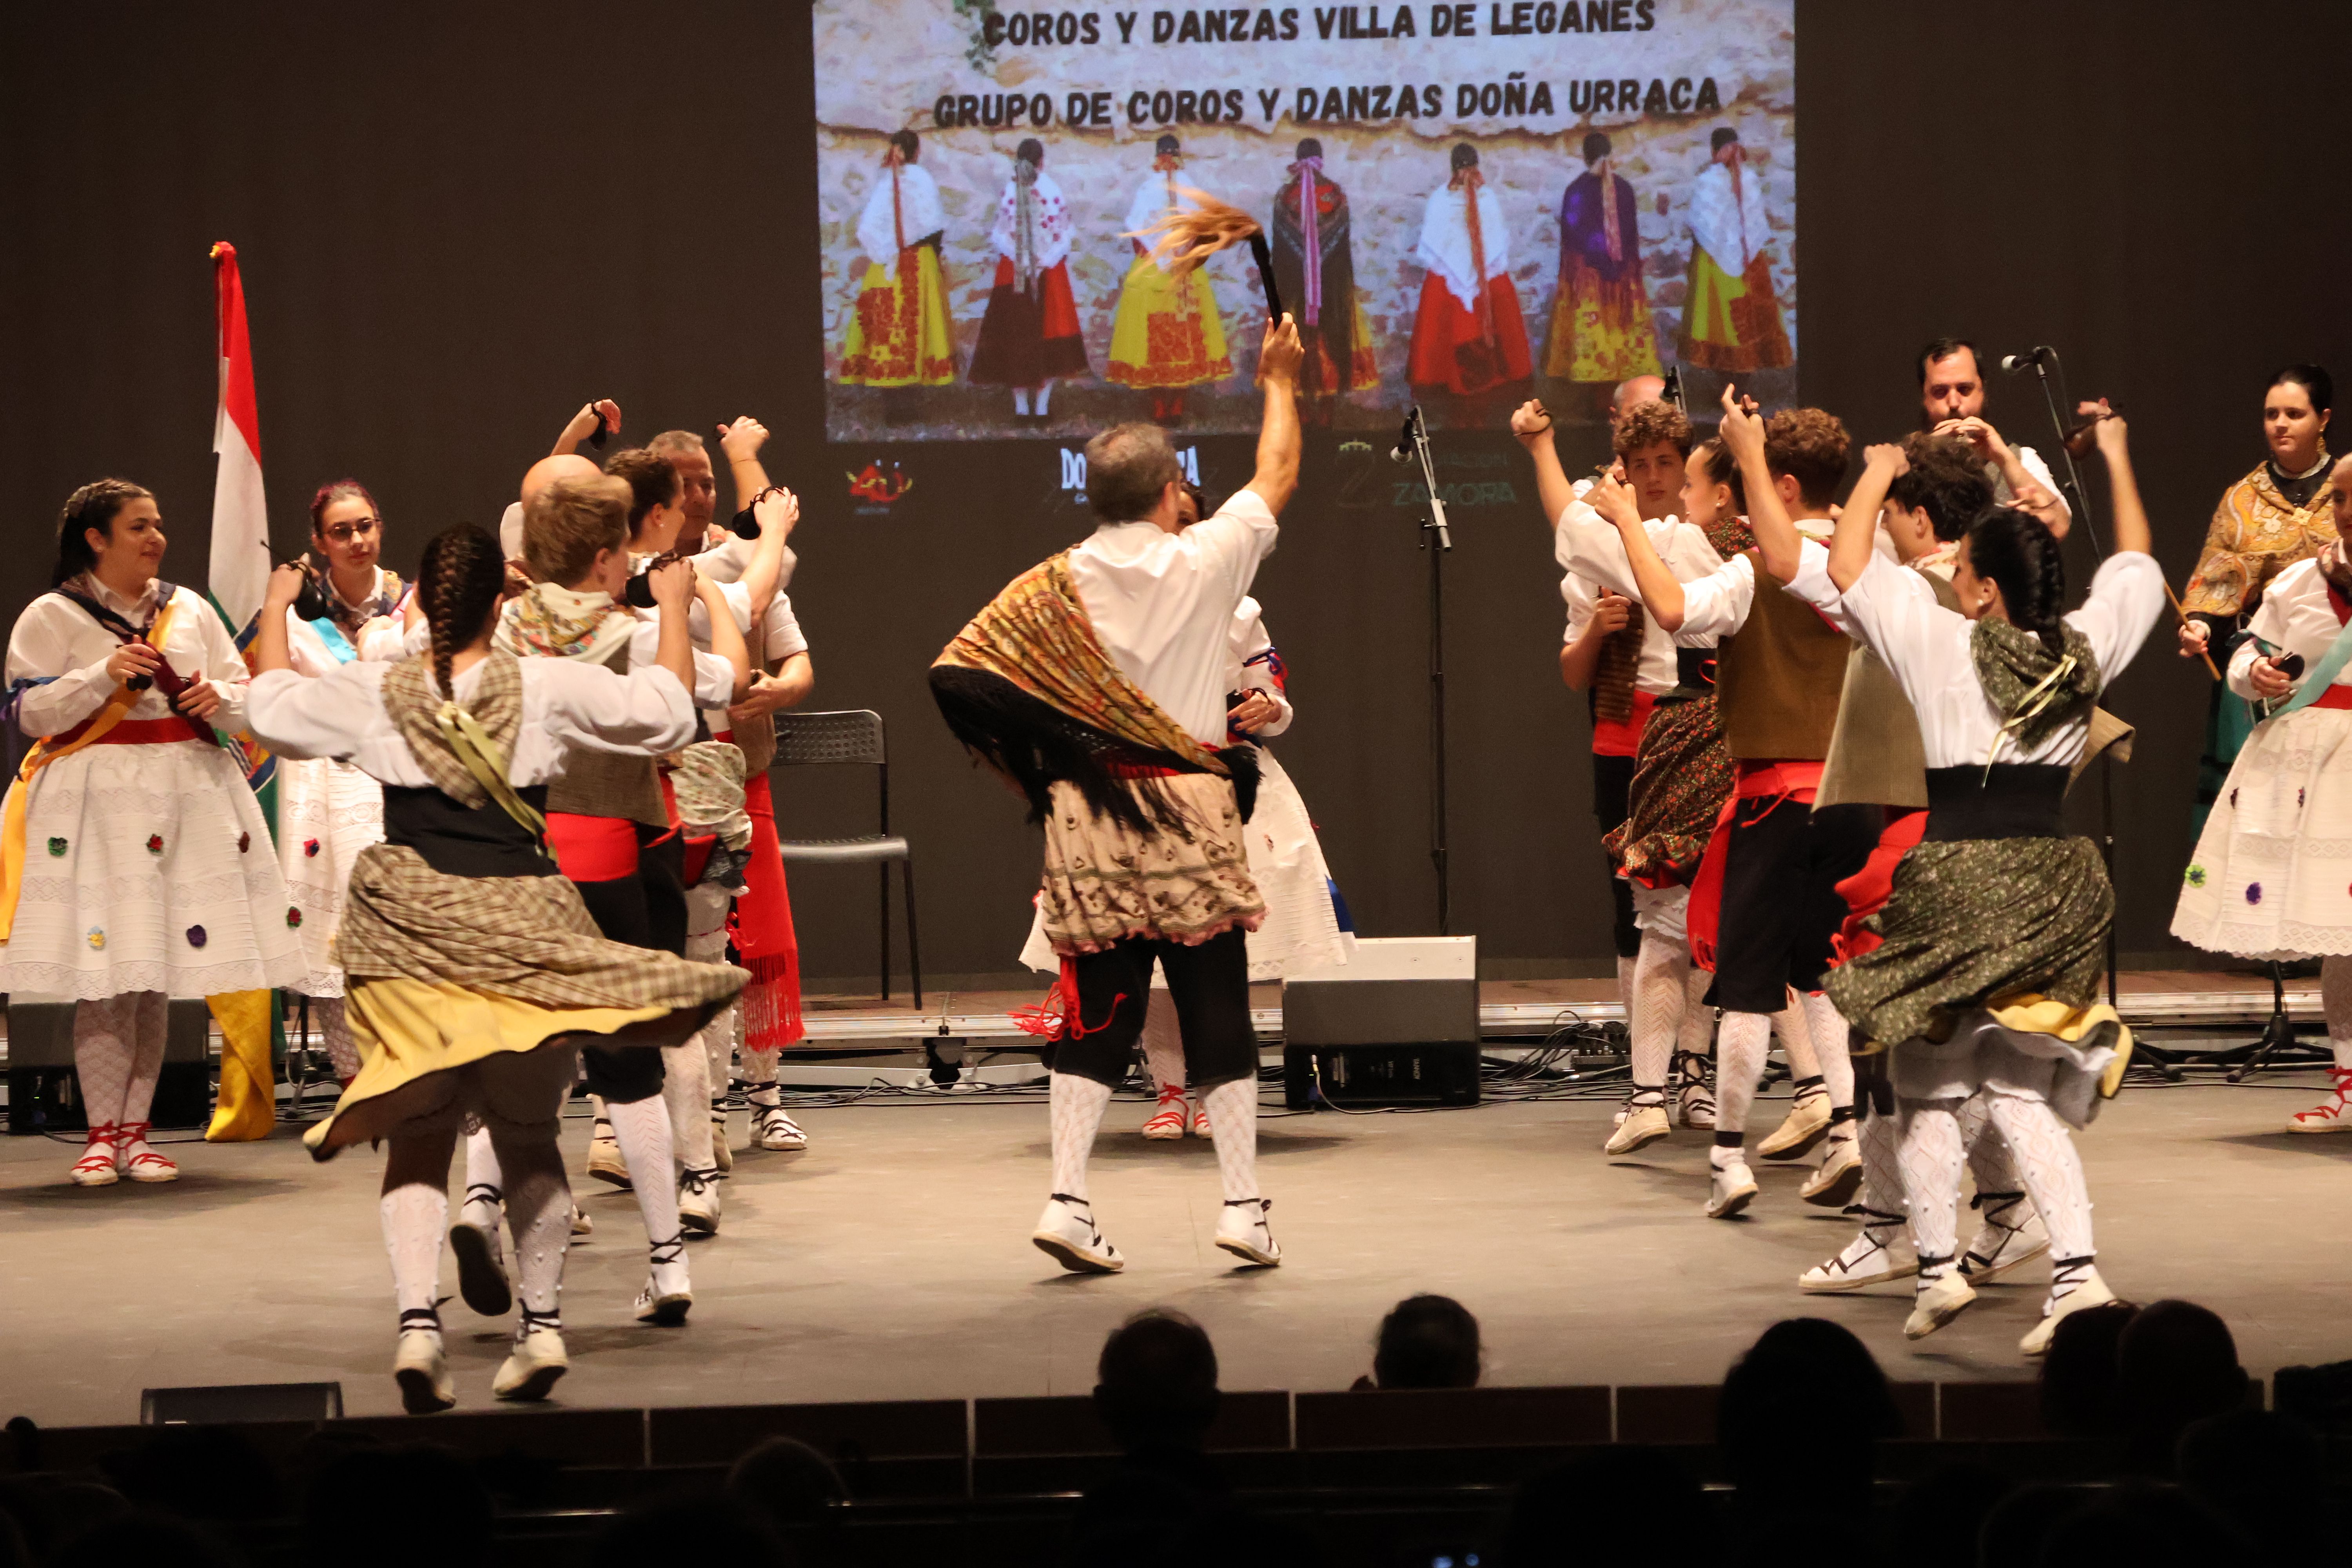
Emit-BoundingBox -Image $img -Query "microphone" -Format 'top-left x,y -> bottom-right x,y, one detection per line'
1389,409 -> 1421,465
1998,347 -> 2052,374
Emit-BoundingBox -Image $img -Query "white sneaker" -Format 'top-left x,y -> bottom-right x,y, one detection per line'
1031,1195 -> 1124,1273
1960,1193 -> 2049,1284
587,1120 -> 632,1189
2289,1067 -> 2352,1133
1676,1081 -> 1717,1131
634,1237 -> 693,1325
492,1319 -> 569,1401
1905,1270 -> 1978,1339
1800,1133 -> 1863,1207
678,1167 -> 723,1238
1214,1198 -> 1282,1267
1604,1102 -> 1671,1156
2020,1261 -> 2116,1356
752,1103 -> 808,1151
449,1183 -> 513,1317
710,1106 -> 735,1172
1706,1155 -> 1759,1219
393,1316 -> 457,1414
569,1203 -> 594,1238
1757,1088 -> 1832,1161
1801,1212 -> 1918,1293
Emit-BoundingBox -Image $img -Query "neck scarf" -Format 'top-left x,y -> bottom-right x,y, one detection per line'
1290,156 -> 1324,325
381,647 -> 542,835
497,581 -> 636,667
1971,617 -> 2099,769
1592,158 -> 1623,264
1450,168 -> 1494,346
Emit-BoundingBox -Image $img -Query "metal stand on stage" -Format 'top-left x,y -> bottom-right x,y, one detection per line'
1392,404 -> 1454,933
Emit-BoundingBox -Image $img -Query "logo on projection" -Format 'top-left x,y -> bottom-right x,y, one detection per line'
1060,445 -> 1200,507
846,459 -> 915,514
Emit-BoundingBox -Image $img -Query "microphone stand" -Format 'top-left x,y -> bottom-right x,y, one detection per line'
1398,405 -> 1454,933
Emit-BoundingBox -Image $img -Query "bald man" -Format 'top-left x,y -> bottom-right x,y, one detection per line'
501,400 -> 621,559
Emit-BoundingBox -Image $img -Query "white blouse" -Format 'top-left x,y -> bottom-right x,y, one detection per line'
1232,597 -> 1294,739
247,657 -> 696,789
6,577 -> 248,738
1550,499 -> 1730,681
1069,490 -> 1280,746
286,566 -> 408,677
1827,551 -> 2167,768
2228,558 -> 2351,700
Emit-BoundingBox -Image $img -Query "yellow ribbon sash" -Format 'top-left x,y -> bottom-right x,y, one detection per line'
0,595 -> 182,942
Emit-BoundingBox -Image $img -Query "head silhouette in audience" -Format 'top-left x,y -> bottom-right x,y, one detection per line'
1719,1319 -> 1900,1517
726,1435 -> 848,1533
2039,1299 -> 2140,1439
1358,1294 -> 1482,1390
1095,1309 -> 1222,1454
2033,1479 -> 2252,1566
1892,1462 -> 2011,1568
2116,1299 -> 2247,1473
2178,1406 -> 2321,1560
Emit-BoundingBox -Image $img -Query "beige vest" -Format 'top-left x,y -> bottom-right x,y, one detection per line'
545,643 -> 668,828
1817,572 -> 1963,809
1716,550 -> 1849,762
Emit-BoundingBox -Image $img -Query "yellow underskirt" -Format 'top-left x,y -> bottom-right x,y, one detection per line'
1984,992 -> 2136,1098
304,976 -> 668,1158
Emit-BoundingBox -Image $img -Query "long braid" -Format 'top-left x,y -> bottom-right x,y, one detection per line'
414,524 -> 504,699
2024,523 -> 2069,658
1964,506 -> 2068,658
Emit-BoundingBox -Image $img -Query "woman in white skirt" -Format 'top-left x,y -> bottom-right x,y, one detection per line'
2,480 -> 307,1184
279,480 -> 410,1087
1020,588 -> 1350,1138
2173,453 -> 2352,1132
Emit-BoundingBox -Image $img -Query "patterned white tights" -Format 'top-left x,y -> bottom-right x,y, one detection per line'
1048,1072 -> 1113,1200
1957,1093 -> 2024,1198
1628,932 -> 1689,1102
1980,1094 -> 2094,1263
380,1127 -> 459,1315
1896,1097 -> 1967,1275
1714,1010 -> 1771,1137
1203,1078 -> 1259,1201
661,1040 -> 717,1174
488,1122 -> 570,1321
1800,991 -> 1854,1111
309,996 -> 362,1083
603,1095 -> 683,1258
1773,993 -> 1819,1083
74,991 -> 167,1131
1856,1100 -> 1905,1216
2325,955 -> 2352,1069
1675,962 -> 1715,1059
1140,995 -> 1187,1095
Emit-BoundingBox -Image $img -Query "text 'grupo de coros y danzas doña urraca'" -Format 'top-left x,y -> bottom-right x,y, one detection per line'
932,5 -> 1730,130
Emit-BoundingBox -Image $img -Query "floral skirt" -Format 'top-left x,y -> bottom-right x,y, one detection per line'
277,754 -> 385,997
1105,255 -> 1232,390
1605,693 -> 1730,890
1037,774 -> 1264,953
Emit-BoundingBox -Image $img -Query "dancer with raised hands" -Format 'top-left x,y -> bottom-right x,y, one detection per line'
1798,406 -> 2164,1352
2,481 -> 307,1186
247,526 -> 743,1411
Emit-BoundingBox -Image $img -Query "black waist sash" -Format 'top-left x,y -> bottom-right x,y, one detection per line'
381,784 -> 555,878
1673,646 -> 1718,693
1920,764 -> 2069,842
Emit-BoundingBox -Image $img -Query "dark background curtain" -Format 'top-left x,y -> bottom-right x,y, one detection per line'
5,0 -> 2346,985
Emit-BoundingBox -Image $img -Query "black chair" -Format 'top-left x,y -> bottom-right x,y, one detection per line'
771,709 -> 922,1007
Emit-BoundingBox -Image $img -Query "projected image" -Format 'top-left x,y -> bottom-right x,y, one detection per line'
815,1 -> 1795,440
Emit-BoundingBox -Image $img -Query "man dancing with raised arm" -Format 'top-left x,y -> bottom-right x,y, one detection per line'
931,316 -> 1304,1273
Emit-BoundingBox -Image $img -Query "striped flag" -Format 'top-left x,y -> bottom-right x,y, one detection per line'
207,241 -> 270,637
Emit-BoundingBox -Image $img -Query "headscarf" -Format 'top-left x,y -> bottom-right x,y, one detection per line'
1290,154 -> 1324,325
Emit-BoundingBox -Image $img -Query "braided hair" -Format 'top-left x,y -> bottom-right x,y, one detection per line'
1963,506 -> 2069,657
53,479 -> 154,587
414,523 -> 504,697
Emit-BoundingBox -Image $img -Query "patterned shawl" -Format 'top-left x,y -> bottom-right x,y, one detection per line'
1971,618 -> 2100,763
382,647 -> 526,809
929,551 -> 1254,833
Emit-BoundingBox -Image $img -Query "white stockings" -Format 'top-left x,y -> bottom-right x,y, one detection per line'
1203,1078 -> 1259,1202
74,991 -> 166,1132
1048,1072 -> 1114,1200
1896,1097 -> 1967,1276
1980,1094 -> 2093,1265
1140,998 -> 1187,1095
387,1121 -> 568,1330
604,1095 -> 684,1258
661,1040 -> 717,1176
1627,932 -> 1689,1105
1714,1009 -> 1771,1139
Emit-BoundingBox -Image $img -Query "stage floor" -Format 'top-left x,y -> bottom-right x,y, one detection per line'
2,1063 -> 2347,1427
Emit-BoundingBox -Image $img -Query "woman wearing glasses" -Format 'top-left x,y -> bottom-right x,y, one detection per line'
279,481 -> 409,1087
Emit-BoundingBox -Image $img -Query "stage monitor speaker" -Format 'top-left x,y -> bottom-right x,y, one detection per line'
142,1383 -> 344,1425
1281,936 -> 1480,1109
6,997 -> 215,1135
